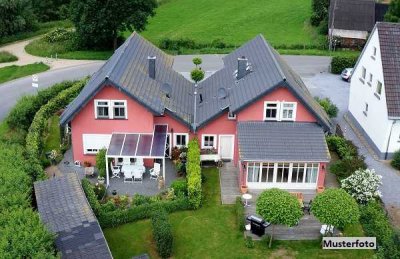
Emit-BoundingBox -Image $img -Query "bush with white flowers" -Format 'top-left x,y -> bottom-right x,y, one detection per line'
341,168 -> 382,204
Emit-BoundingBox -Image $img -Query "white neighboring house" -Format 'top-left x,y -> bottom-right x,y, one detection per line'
348,22 -> 400,159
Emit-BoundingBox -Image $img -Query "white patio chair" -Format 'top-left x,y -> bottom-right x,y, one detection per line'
111,166 -> 120,178
123,171 -> 133,183
149,163 -> 160,180
123,157 -> 131,165
135,158 -> 144,166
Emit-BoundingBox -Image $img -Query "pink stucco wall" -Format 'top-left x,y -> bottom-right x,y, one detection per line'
71,85 -> 154,164
237,86 -> 317,122
317,162 -> 326,188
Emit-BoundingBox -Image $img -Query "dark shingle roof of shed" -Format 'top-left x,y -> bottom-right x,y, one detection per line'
34,174 -> 112,259
60,33 -> 331,131
329,0 -> 375,32
377,22 -> 400,117
237,122 -> 330,162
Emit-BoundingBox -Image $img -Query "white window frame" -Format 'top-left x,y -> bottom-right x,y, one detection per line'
174,133 -> 189,148
368,73 -> 373,86
112,100 -> 127,119
227,112 -> 236,120
372,47 -> 377,59
280,102 -> 297,121
263,101 -> 280,121
82,134 -> 111,155
201,134 -> 217,149
94,99 -> 110,119
360,67 -> 366,83
364,102 -> 368,116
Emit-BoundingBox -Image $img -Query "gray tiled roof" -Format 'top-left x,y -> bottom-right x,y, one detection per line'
60,33 -> 331,132
376,22 -> 400,117
237,121 -> 330,162
34,174 -> 112,259
329,0 -> 375,32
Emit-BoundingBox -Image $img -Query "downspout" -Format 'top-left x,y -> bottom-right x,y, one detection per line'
385,120 -> 397,159
193,83 -> 198,133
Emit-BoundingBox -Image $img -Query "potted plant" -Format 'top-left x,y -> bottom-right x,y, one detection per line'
240,185 -> 248,194
98,176 -> 105,184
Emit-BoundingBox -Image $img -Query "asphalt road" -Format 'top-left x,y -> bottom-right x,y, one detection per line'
0,62 -> 104,121
0,55 -> 333,121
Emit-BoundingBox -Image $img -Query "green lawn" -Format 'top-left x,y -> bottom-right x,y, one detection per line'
43,115 -> 61,153
0,51 -> 18,63
104,168 -> 373,259
0,20 -> 73,47
25,38 -> 113,60
0,63 -> 50,84
130,0 -> 323,48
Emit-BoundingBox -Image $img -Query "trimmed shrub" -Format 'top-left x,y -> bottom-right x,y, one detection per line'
235,197 -> 245,232
315,97 -> 338,118
7,80 -> 76,131
151,208 -> 173,258
170,179 -> 188,197
81,179 -> 102,215
25,79 -> 87,180
187,138 -> 202,209
390,149 -> 400,170
360,201 -> 400,258
326,135 -> 358,159
330,56 -> 358,74
96,148 -> 107,178
44,28 -> 74,43
329,156 -> 367,179
98,198 -> 191,228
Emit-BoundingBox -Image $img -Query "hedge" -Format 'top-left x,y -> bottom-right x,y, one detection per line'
330,56 -> 358,74
187,138 -> 202,209
7,80 -> 77,131
390,149 -> 400,170
326,135 -> 367,179
359,201 -> 400,258
25,78 -> 87,180
151,208 -> 173,258
81,179 -> 191,228
235,197 -> 245,232
0,142 -> 56,257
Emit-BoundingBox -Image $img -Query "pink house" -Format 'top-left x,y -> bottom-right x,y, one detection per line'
60,33 -> 331,191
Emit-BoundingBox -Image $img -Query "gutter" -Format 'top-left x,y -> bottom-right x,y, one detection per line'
385,120 -> 397,160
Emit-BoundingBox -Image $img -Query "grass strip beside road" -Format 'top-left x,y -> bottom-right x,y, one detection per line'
0,63 -> 50,85
0,51 -> 18,63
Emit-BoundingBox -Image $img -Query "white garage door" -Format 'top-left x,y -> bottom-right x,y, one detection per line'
82,134 -> 112,154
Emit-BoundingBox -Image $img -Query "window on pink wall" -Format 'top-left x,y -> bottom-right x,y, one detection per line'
201,135 -> 216,149
264,101 -> 297,121
94,99 -> 127,119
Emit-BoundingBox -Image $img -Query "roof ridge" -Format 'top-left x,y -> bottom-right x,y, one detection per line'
259,34 -> 286,81
106,32 -> 136,79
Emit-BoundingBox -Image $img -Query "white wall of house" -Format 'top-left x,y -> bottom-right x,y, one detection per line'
348,27 -> 397,157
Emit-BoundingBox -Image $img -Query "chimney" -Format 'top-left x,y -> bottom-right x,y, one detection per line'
237,56 -> 248,80
148,56 -> 156,79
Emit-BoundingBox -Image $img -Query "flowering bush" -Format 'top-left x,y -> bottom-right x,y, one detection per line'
48,149 -> 59,161
341,168 -> 382,204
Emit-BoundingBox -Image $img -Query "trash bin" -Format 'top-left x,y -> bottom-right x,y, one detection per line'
246,215 -> 270,237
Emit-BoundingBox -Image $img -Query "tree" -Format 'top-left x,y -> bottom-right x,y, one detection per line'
256,188 -> 303,248
384,0 -> 400,22
310,0 -> 329,27
95,148 -> 107,178
192,57 -> 202,67
312,188 -> 360,232
31,0 -> 70,22
0,0 -> 37,38
190,68 -> 204,84
70,0 -> 157,50
341,168 -> 382,204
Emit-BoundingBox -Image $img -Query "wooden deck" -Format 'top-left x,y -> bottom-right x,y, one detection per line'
244,191 -> 321,240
